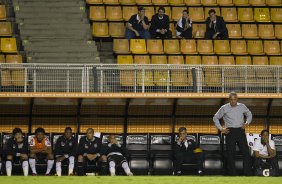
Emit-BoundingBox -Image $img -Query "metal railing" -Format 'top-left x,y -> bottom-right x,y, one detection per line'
0,63 -> 281,93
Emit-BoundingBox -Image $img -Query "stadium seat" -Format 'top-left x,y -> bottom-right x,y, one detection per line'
117,55 -> 134,86
201,0 -> 217,5
275,25 -> 282,39
238,8 -> 254,22
136,0 -> 152,5
113,39 -> 130,54
106,6 -> 123,21
236,56 -> 252,65
164,40 -> 180,54
168,56 -> 184,65
226,24 -> 242,38
266,0 -> 282,6
271,8 -> 282,22
89,6 -> 106,21
202,56 -> 218,65
184,0 -> 201,5
169,23 -> 175,38
192,24 -> 205,38
86,0 -> 103,4
120,0 -> 136,4
134,55 -> 151,64
253,56 -> 269,65
270,56 -> 282,65
0,54 -> 5,63
258,24 -> 275,39
189,7 -> 205,21
151,55 -> 168,86
214,40 -> 231,55
219,56 -> 235,65
254,8 -> 271,22
180,39 -> 197,54
103,0 -> 119,4
168,56 -> 188,86
109,22 -> 125,37
1,70 -> 11,86
1,38 -> 17,53
130,39 -> 147,54
231,40 -> 248,55
123,6 -> 138,21
0,22 -> 12,36
6,55 -> 23,64
248,40 -> 264,55
217,0 -> 233,6
144,6 -> 155,21
204,7 -> 220,19
233,0 -> 249,6
152,0 -> 168,5
242,24 -> 258,39
147,39 -> 164,54
264,40 -> 281,55
221,8 -> 238,22
11,70 -> 25,86
197,40 -> 214,54
202,56 -> 221,87
92,22 -> 109,37
169,0 -> 185,6
249,0 -> 266,6
151,55 -> 167,64
0,5 -> 7,20
172,7 -> 187,21
185,55 -> 201,65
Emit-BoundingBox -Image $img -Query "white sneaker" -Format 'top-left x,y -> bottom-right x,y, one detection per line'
110,172 -> 116,176
127,172 -> 133,176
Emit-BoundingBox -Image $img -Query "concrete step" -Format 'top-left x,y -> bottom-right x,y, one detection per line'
20,29 -> 90,36
15,12 -> 86,19
24,45 -> 97,52
22,40 -> 96,46
16,18 -> 89,24
27,52 -> 99,58
27,57 -> 100,63
19,23 -> 90,30
14,1 -> 85,7
15,6 -> 84,13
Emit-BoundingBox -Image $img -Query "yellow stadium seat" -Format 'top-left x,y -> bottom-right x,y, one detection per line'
92,22 -> 109,37
89,6 -> 106,21
192,23 -> 206,38
214,40 -> 231,55
0,5 -> 7,20
11,70 -> 25,86
134,55 -> 150,64
254,8 -> 271,22
172,7 -> 187,21
189,7 -> 205,21
147,39 -> 164,54
113,39 -> 130,54
236,56 -> 252,65
151,55 -> 168,86
253,56 -> 269,65
168,56 -> 188,86
275,24 -> 282,39
217,0 -> 233,6
1,38 -> 17,53
270,56 -> 282,65
227,24 -> 242,38
231,40 -> 248,55
1,70 -> 11,86
271,8 -> 282,22
233,0 -> 249,5
123,6 -> 138,21
120,0 -> 136,4
181,39 -> 197,54
242,24 -> 258,39
202,56 -> 221,87
184,0 -> 201,5
86,0 -> 103,4
0,22 -> 12,36
0,54 -> 5,63
264,40 -> 281,55
152,0 -> 168,5
248,40 -> 264,55
202,56 -> 218,65
6,55 -> 23,64
201,0 -> 217,5
164,40 -> 180,54
144,6 -> 155,21
117,55 -> 134,64
259,24 -> 275,39
130,39 -> 147,54
221,8 -> 238,22
219,56 -> 235,65
238,8 -> 254,22
169,0 -> 184,5
168,55 -> 184,64
106,6 -> 123,21
204,7 -> 220,19
266,0 -> 281,6
103,0 -> 119,4
117,55 -> 134,86
169,23 -> 175,38
250,0 -> 266,6
109,22 -> 125,38
136,0 -> 152,4
185,55 -> 201,65
197,40 -> 213,54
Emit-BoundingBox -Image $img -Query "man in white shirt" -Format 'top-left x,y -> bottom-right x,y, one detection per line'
253,130 -> 279,175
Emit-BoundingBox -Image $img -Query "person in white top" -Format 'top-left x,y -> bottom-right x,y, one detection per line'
253,130 -> 279,175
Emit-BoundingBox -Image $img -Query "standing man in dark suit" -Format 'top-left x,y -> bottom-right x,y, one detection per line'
213,91 -> 252,176
150,7 -> 172,39
205,9 -> 228,39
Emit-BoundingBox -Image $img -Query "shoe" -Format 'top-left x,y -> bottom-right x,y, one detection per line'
45,173 -> 52,176
198,170 -> 203,176
176,171 -> 182,176
127,172 -> 133,176
32,173 -> 37,176
110,172 -> 116,176
68,173 -> 74,176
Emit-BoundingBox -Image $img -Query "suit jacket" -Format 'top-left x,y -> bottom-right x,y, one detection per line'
205,15 -> 228,39
150,14 -> 170,32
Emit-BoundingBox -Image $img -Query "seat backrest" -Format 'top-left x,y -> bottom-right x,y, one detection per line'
238,8 -> 253,22
204,7 -> 221,19
231,40 -> 247,54
117,55 -> 133,64
168,55 -> 184,64
197,40 -> 214,54
266,0 -> 281,5
153,0 -> 169,5
106,6 -> 122,20
270,56 -> 282,65
271,8 -> 282,22
193,23 -> 206,38
123,6 -> 138,21
164,39 -> 180,54
234,0 -> 249,5
259,24 -> 274,38
250,0 -> 266,5
189,7 -> 204,21
253,56 -> 269,65
201,0 -> 217,5
114,39 -> 130,54
184,0 -> 201,5
217,0 -> 233,5
126,134 -> 148,151
147,39 -> 163,54
130,39 -> 147,54
219,56 -> 235,65
264,40 -> 280,55
151,55 -> 167,64
134,55 -> 150,64
185,55 -> 201,65
6,54 -> 22,64
226,24 -> 242,38
0,22 -> 12,36
89,6 -> 106,20
109,22 -> 125,38
120,0 -> 136,4
236,56 -> 252,65
254,8 -> 271,22
172,7 -> 187,21
199,134 -> 221,151
271,134 -> 282,152
242,24 -> 258,38
248,40 -> 263,54
144,6 -> 155,21
150,134 -> 172,151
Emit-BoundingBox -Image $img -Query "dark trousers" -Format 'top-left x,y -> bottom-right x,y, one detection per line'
179,28 -> 192,39
254,157 -> 279,172
174,152 -> 204,172
151,30 -> 172,39
226,128 -> 252,176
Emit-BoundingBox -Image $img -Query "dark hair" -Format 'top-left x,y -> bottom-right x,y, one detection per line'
229,91 -> 237,98
208,9 -> 216,14
158,6 -> 165,13
178,127 -> 187,132
65,127 -> 72,132
13,128 -> 23,136
261,129 -> 269,135
138,6 -> 145,11
35,127 -> 45,134
86,128 -> 94,133
183,10 -> 189,14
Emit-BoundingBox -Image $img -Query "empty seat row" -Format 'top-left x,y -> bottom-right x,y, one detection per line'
0,5 -> 6,20
89,6 -> 282,22
0,69 -> 25,87
0,22 -> 12,36
0,54 -> 23,64
114,39 -> 282,55
0,38 -> 18,53
87,0 -> 282,6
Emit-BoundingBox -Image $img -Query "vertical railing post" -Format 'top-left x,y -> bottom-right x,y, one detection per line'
92,66 -> 98,92
192,67 -> 197,92
142,68 -> 145,93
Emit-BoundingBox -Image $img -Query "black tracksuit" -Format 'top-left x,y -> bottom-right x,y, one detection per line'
54,136 -> 77,157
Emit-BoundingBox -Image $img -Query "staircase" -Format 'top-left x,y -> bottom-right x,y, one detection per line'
12,0 -> 100,64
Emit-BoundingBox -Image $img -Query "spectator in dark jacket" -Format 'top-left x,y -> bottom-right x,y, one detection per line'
205,9 -> 228,39
150,7 -> 172,39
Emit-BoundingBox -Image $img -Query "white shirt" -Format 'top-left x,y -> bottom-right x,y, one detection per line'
253,139 -> 275,156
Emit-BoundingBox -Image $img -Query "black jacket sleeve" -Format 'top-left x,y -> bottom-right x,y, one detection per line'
70,137 -> 77,157
54,136 -> 62,156
164,15 -> 170,31
21,139 -> 29,154
150,14 -> 158,32
77,137 -> 85,156
6,139 -> 14,155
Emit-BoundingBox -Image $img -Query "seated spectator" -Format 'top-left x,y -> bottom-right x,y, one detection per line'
103,135 -> 133,176
173,127 -> 204,176
253,130 -> 279,176
150,7 -> 172,39
176,10 -> 193,39
205,9 -> 228,39
125,6 -> 150,40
